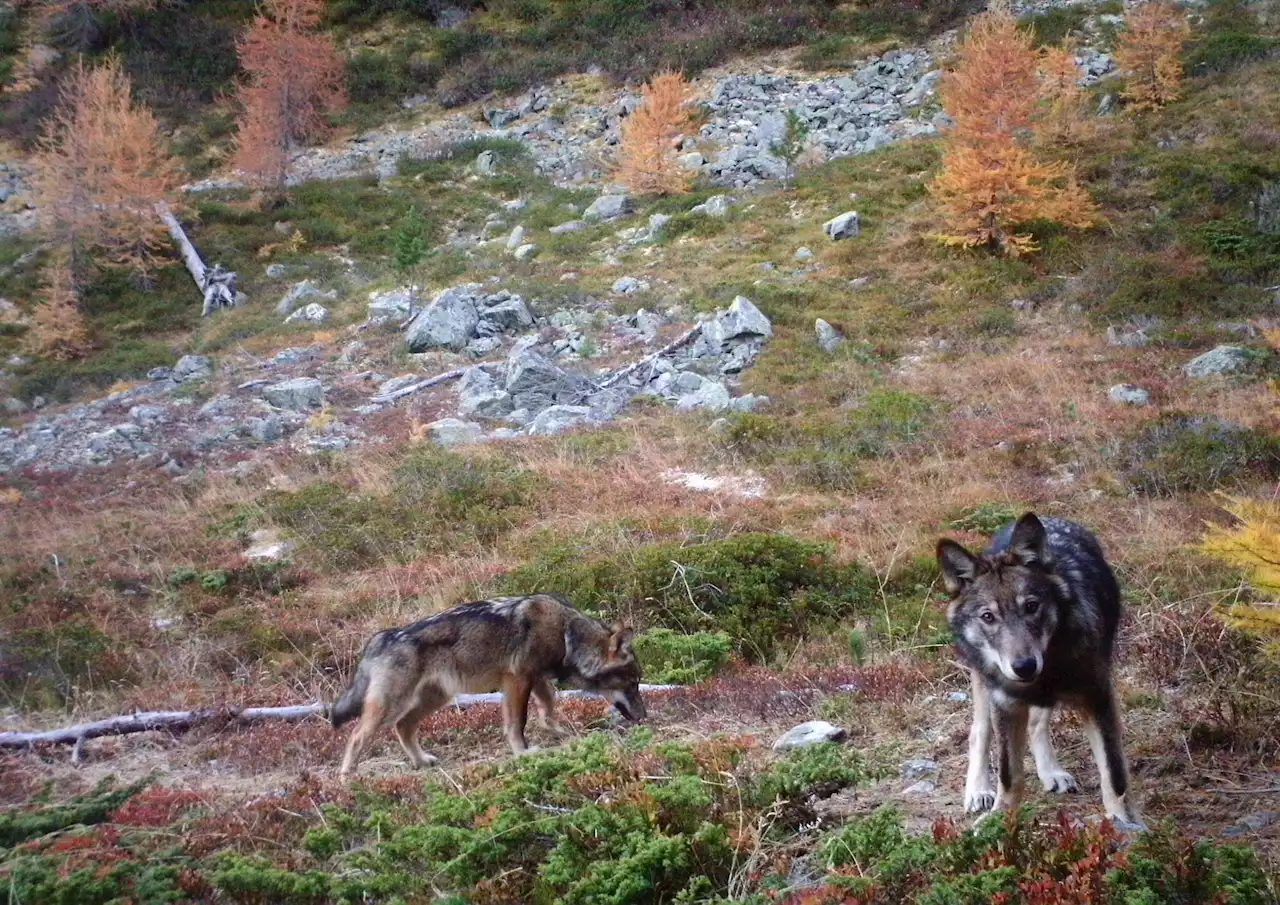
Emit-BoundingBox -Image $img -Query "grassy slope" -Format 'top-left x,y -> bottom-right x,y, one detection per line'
2,1 -> 1280,901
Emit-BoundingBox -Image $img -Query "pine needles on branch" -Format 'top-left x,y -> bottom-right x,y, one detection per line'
614,71 -> 697,196
1199,494 -> 1280,650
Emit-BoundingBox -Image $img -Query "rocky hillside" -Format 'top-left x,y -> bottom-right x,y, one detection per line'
2,0 -> 1280,902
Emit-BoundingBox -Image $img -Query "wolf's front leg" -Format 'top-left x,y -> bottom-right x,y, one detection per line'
501,675 -> 539,755
976,699 -> 1029,825
1030,705 -> 1079,794
963,670 -> 996,812
532,677 -> 569,736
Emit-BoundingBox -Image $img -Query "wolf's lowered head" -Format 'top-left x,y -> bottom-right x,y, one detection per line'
583,624 -> 648,723
937,512 -> 1069,688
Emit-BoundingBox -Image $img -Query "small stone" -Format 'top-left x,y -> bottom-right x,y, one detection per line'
262,377 -> 324,411
549,220 -> 587,234
1107,325 -> 1151,348
676,380 -> 732,412
475,150 -> 497,174
901,758 -> 939,781
513,243 -> 540,261
506,224 -> 526,251
583,194 -> 633,222
903,780 -> 938,796
823,211 -> 861,240
245,415 -> 284,442
284,303 -> 330,324
405,283 -> 482,352
772,721 -> 847,750
794,246 -> 815,261
172,355 -> 213,384
946,691 -> 970,703
1183,345 -> 1254,379
677,151 -> 705,171
527,405 -> 594,436
612,276 -> 649,294
815,318 -> 845,353
1109,384 -> 1151,406
246,529 -> 295,561
690,194 -> 731,217
428,417 -> 485,447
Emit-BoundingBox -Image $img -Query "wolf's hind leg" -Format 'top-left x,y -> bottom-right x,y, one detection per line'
339,696 -> 387,779
393,685 -> 448,769
1082,686 -> 1146,830
1030,705 -> 1079,794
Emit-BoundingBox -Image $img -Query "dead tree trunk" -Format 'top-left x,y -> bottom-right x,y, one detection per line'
0,685 -> 680,751
155,201 -> 242,317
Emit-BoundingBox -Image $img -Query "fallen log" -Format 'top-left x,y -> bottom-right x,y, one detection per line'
369,367 -> 467,405
156,201 -> 242,317
597,322 -> 703,390
0,685 -> 682,750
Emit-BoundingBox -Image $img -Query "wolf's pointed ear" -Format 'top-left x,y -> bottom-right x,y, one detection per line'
609,626 -> 636,658
1009,512 -> 1051,568
937,539 -> 979,595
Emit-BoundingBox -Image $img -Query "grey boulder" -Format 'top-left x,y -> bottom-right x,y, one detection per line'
262,377 -> 324,411
405,284 -> 482,352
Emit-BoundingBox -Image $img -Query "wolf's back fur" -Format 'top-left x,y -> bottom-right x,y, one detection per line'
329,593 -> 645,777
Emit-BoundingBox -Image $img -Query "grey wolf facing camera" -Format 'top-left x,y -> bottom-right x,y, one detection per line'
937,512 -> 1145,829
329,593 -> 646,777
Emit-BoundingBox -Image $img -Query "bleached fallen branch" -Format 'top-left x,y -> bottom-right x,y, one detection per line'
0,685 -> 682,750
155,201 -> 242,317
370,367 -> 467,405
597,322 -> 703,389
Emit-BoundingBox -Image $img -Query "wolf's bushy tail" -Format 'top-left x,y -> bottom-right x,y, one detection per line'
329,666 -> 369,729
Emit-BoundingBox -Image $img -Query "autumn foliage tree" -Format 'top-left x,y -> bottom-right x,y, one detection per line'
231,0 -> 347,196
29,250 -> 93,360
31,55 -> 182,357
615,70 -> 698,196
34,55 -> 181,275
928,0 -> 1098,256
1114,0 -> 1190,112
1036,41 -> 1093,147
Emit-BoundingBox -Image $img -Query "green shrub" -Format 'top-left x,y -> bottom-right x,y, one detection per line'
1114,413 -> 1280,497
500,532 -> 877,663
0,778 -> 149,847
261,447 -> 543,569
1185,0 -> 1279,75
944,502 -> 1024,535
753,743 -> 870,809
633,628 -> 733,685
718,390 -> 938,492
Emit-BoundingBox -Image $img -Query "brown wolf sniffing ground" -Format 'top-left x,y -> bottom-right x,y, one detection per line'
329,593 -> 647,777
937,512 -> 1146,830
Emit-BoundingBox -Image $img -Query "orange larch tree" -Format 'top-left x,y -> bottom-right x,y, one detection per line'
33,55 -> 182,278
28,250 -> 93,360
614,70 -> 698,196
1036,40 -> 1093,147
231,0 -> 348,195
1114,1 -> 1190,112
928,0 -> 1098,257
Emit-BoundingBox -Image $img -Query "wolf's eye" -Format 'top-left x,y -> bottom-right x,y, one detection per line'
1024,599 -> 1040,615
980,612 -> 996,624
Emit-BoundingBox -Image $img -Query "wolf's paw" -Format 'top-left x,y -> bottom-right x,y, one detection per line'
1039,769 -> 1079,794
414,753 -> 439,768
514,745 -> 542,756
964,789 -> 996,812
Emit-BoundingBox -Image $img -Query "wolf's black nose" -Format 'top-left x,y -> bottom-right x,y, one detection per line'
1012,658 -> 1039,680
